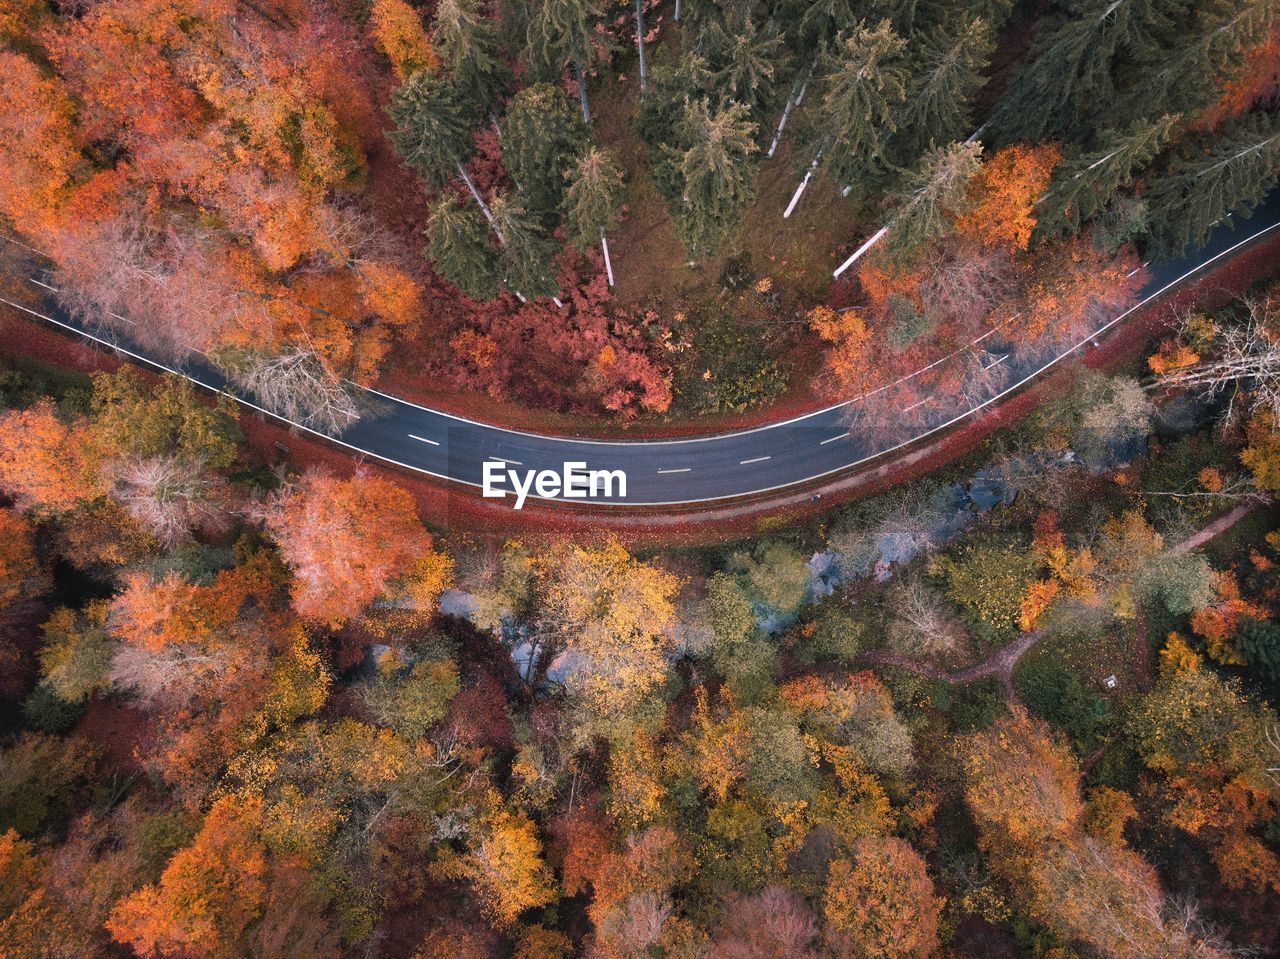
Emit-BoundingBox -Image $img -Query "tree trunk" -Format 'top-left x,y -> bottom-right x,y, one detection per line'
784,146 -> 822,219
635,0 -> 648,100
768,68 -> 809,159
456,161 -> 498,230
833,225 -> 888,279
674,0 -> 681,21
575,61 -> 591,123
601,232 -> 615,286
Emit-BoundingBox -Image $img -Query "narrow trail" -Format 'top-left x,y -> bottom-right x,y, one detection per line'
1168,495 -> 1268,555
859,497 -> 1273,700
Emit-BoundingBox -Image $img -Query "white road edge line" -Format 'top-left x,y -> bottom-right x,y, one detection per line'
5,211 -> 1278,506
408,434 -> 440,446
657,467 -> 692,474
739,456 -> 771,465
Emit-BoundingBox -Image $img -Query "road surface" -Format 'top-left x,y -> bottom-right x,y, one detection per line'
4,193 -> 1280,507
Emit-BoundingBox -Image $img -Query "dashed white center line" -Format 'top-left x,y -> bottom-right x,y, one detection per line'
983,354 -> 1009,370
739,455 -> 771,465
488,456 -> 522,465
819,434 -> 846,445
408,434 -> 440,446
657,467 -> 692,474
903,398 -> 929,413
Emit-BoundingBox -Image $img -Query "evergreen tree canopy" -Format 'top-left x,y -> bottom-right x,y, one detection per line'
891,16 -> 993,162
881,140 -> 983,262
990,0 -> 1177,144
1033,114 -> 1181,244
670,97 -> 760,259
426,194 -> 500,301
525,0 -> 611,81
1145,109 -> 1280,255
810,19 -> 909,187
1115,0 -> 1275,125
564,147 -> 625,249
388,71 -> 474,188
702,16 -> 788,124
794,0 -> 863,53
490,193 -> 562,299
431,0 -> 509,118
501,83 -> 588,224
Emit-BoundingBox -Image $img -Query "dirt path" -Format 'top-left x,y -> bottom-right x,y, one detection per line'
860,629 -> 1044,705
1168,495 -> 1268,555
860,498 -> 1272,700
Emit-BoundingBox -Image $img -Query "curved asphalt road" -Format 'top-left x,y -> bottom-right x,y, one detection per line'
5,193 -> 1280,507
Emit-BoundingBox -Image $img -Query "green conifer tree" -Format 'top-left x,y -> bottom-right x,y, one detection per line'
1032,114 -> 1181,244
490,193 -> 562,299
793,19 -> 908,208
1145,110 -> 1280,255
891,16 -> 993,162
525,0 -> 613,122
501,83 -> 588,226
564,146 -> 625,284
881,140 -> 983,263
425,194 -> 500,300
669,97 -> 760,259
431,0 -> 510,120
389,71 -> 496,224
990,0 -> 1175,144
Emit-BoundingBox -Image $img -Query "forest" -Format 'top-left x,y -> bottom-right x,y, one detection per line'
2,0 -> 1280,958
0,0 -> 1277,422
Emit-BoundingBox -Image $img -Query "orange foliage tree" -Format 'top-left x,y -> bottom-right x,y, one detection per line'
823,836 -> 942,959
108,797 -> 269,959
369,0 -> 436,81
263,471 -> 441,627
955,144 -> 1061,253
0,401 -> 103,513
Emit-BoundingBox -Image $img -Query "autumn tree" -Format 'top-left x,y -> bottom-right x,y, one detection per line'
107,797 -> 270,959
961,708 -> 1084,845
955,143 -> 1060,252
370,0 -> 437,81
443,802 -> 557,926
37,602 -> 114,703
531,538 -> 680,717
0,507 -> 46,610
706,885 -> 821,959
224,346 -> 362,436
263,471 -> 442,627
0,50 -> 78,239
0,401 -> 102,513
823,836 -> 943,959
